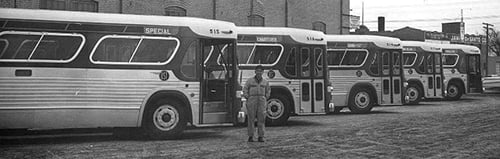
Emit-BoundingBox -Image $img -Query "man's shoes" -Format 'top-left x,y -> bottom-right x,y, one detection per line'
257,137 -> 264,142
248,137 -> 254,142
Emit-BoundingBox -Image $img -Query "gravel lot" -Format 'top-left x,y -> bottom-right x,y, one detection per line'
1,93 -> 499,159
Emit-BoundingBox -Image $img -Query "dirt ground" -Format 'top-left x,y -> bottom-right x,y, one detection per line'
1,93 -> 499,159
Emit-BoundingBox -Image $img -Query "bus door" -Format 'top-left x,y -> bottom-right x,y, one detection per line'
466,54 -> 481,93
380,51 -> 403,105
299,47 -> 325,113
424,52 -> 443,97
200,40 -> 235,124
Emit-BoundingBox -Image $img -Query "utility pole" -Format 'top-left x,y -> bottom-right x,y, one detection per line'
362,1 -> 364,25
483,22 -> 494,76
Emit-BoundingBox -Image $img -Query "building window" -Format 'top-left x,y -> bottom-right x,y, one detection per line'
313,21 -> 326,33
40,0 -> 97,12
165,6 -> 186,16
248,14 -> 264,26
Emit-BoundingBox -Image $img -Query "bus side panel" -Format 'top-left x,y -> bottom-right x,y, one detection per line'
329,70 -> 378,107
0,67 -> 200,129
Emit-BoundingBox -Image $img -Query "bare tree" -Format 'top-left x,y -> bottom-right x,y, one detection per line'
486,28 -> 499,56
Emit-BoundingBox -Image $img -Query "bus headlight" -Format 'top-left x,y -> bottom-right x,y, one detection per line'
327,86 -> 334,92
236,90 -> 243,99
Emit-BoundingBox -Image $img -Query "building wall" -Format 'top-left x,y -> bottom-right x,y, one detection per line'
0,0 -> 350,34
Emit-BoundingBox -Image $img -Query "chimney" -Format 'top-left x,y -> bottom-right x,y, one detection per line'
378,16 -> 385,32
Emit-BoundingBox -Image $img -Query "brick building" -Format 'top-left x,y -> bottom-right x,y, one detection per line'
0,0 -> 350,34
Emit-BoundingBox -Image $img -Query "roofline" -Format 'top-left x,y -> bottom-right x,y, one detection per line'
0,8 -> 237,39
325,35 -> 402,49
236,26 -> 326,45
402,41 -> 442,53
440,43 -> 481,54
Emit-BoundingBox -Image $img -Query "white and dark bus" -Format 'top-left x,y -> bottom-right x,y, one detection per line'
235,27 -> 331,125
0,8 -> 240,138
325,35 -> 407,113
440,44 -> 482,100
402,41 -> 444,104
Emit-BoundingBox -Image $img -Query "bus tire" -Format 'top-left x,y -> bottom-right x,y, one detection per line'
446,83 -> 463,100
406,83 -> 422,105
265,94 -> 290,126
348,87 -> 374,114
142,99 -> 187,139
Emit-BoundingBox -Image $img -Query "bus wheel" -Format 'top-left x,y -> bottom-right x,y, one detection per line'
406,84 -> 422,105
446,83 -> 463,100
143,99 -> 187,139
265,95 -> 290,126
348,87 -> 373,114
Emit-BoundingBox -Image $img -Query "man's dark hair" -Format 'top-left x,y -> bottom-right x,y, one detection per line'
255,65 -> 264,70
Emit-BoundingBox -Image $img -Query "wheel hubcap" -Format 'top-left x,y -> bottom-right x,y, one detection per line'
153,105 -> 179,131
355,92 -> 370,108
267,99 -> 284,120
407,87 -> 419,102
448,85 -> 458,97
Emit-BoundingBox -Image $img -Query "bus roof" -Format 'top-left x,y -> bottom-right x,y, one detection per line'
236,26 -> 326,45
402,41 -> 442,53
0,8 -> 237,39
440,43 -> 481,54
325,35 -> 402,49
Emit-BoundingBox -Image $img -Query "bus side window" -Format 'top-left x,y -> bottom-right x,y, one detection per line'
285,48 -> 297,77
236,44 -> 254,65
368,52 -> 379,75
301,48 -> 310,77
417,55 -> 425,73
30,35 -> 83,60
93,38 -> 138,62
181,40 -> 198,79
314,48 -> 323,77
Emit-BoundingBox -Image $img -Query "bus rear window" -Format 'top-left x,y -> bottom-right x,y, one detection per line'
91,35 -> 179,65
0,31 -> 84,62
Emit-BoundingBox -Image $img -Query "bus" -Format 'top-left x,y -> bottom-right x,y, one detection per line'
0,8 -> 240,138
235,27 -> 331,125
440,44 -> 482,100
325,35 -> 407,113
402,41 -> 444,104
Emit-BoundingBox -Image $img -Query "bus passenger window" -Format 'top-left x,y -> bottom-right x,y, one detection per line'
285,48 -> 297,77
93,38 -> 139,62
341,50 -> 367,66
426,54 -> 433,73
403,53 -> 416,66
301,48 -> 310,77
250,45 -> 281,65
0,34 -> 40,59
369,53 -> 379,75
0,33 -> 84,62
442,54 -> 458,67
132,39 -> 177,63
31,36 -> 82,60
236,44 -> 254,64
181,40 -> 197,79
314,48 -> 323,77
327,51 -> 344,66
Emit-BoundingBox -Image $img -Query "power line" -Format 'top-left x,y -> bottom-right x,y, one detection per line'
364,15 -> 500,23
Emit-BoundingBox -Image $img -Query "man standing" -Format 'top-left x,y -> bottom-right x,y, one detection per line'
243,65 -> 271,142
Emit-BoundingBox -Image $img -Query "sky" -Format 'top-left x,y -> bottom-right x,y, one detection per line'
349,0 -> 500,35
